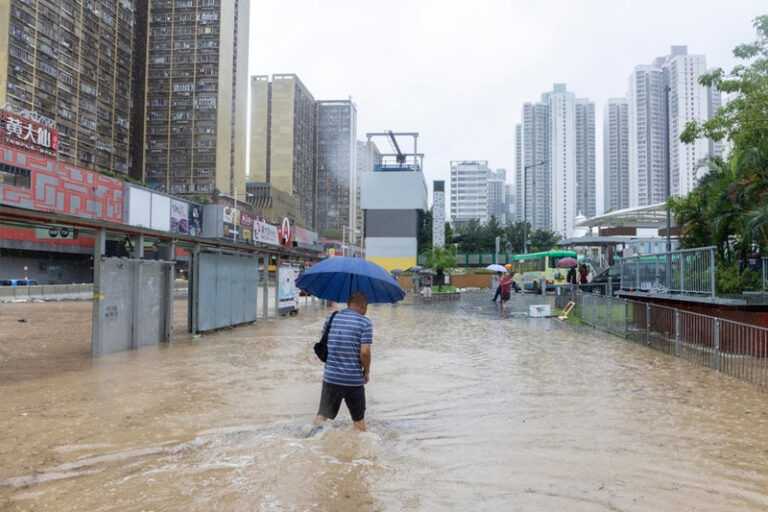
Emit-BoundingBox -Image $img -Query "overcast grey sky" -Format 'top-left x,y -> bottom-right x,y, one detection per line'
248,1 -> 765,212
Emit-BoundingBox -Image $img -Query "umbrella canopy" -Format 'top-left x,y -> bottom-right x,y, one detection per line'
407,265 -> 423,272
390,269 -> 404,276
421,269 -> 437,275
556,257 -> 578,268
486,264 -> 507,273
295,257 -> 405,304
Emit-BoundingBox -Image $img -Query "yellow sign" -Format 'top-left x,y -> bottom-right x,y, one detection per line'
329,248 -> 335,258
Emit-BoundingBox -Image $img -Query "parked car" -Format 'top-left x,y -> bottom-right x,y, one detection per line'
586,266 -> 620,295
0,279 -> 40,286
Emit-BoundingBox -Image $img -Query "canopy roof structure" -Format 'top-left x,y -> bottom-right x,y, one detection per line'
573,203 -> 673,230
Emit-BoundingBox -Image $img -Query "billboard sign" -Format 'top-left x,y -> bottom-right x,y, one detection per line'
278,266 -> 300,314
0,109 -> 58,158
222,205 -> 252,242
253,218 -> 279,245
279,216 -> 292,247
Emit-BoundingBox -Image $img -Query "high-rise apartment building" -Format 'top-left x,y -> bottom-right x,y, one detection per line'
505,183 -> 516,224
141,0 -> 249,197
515,103 -> 550,232
487,168 -> 507,224
0,0 -> 137,174
249,74 -> 316,227
547,85 -> 576,237
516,84 -> 595,237
627,46 -> 721,206
627,65 -> 667,206
574,99 -> 596,219
603,98 -> 630,212
450,160 -> 490,223
315,100 -> 357,238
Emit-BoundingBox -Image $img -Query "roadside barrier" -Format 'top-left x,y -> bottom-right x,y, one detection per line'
556,287 -> 768,390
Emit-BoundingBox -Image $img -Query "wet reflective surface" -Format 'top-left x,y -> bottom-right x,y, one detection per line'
2,291 -> 768,510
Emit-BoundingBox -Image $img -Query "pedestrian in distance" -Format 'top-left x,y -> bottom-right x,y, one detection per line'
491,271 -> 502,302
579,263 -> 589,284
421,273 -> 433,298
567,265 -> 577,285
499,272 -> 512,313
311,291 -> 373,434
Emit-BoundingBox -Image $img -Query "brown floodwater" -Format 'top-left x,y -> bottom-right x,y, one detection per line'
1,291 -> 768,511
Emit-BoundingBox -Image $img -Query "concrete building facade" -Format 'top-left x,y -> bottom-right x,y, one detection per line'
603,98 -> 630,212
354,140 -> 381,244
315,100 -> 357,239
432,180 -> 445,247
574,99 -> 596,219
487,168 -> 507,224
449,160 -> 490,223
0,0 -> 137,175
141,0 -> 249,197
515,102 -> 550,232
627,46 -> 721,207
249,74 -> 316,228
360,169 -> 427,271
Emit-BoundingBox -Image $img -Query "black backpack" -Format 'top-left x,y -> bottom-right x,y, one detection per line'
313,311 -> 338,362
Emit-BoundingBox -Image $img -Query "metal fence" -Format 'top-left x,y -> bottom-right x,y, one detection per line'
763,257 -> 768,294
620,246 -> 716,298
555,288 -> 768,390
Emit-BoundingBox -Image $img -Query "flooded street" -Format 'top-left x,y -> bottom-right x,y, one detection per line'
2,291 -> 768,511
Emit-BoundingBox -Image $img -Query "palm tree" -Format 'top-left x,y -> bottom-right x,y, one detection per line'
421,244 -> 457,291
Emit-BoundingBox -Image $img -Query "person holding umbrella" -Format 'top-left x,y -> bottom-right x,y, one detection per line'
312,291 -> 372,433
296,257 -> 405,434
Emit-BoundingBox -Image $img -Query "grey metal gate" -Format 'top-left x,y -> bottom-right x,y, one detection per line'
191,250 -> 259,332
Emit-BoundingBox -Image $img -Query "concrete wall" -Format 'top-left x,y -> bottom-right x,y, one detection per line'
397,273 -> 492,289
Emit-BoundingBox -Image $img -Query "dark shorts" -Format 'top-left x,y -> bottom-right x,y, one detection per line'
501,292 -> 511,301
317,381 -> 366,422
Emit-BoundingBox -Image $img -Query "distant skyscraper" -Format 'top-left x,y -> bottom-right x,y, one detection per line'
141,0 -> 249,195
627,65 -> 667,206
249,74 -> 316,227
0,0 -> 137,175
547,85 -> 576,237
315,100 -> 357,238
516,103 -> 550,232
450,160 -> 490,223
505,183 -> 516,224
517,84 -> 595,237
627,46 -> 721,206
574,99 -> 596,219
487,168 -> 507,224
432,181 -> 445,247
603,98 -> 630,212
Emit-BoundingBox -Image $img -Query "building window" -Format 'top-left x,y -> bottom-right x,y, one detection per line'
0,163 -> 31,188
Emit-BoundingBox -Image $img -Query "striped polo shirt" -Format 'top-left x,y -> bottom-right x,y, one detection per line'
322,308 -> 373,387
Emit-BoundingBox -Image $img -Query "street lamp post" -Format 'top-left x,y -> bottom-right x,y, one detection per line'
523,161 -> 547,254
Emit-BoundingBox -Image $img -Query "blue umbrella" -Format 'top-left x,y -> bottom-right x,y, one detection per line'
295,257 -> 405,303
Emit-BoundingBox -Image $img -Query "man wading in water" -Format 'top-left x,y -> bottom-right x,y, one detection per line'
311,291 -> 373,434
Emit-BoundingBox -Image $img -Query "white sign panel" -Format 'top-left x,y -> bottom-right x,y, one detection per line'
253,219 -> 280,245
278,266 -> 300,313
151,193 -> 171,231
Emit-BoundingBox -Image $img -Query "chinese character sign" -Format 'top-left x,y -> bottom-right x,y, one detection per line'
0,109 -> 58,158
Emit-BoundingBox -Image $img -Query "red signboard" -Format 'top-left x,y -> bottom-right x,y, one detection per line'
0,109 -> 58,158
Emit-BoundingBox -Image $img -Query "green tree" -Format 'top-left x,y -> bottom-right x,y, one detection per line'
681,15 -> 768,150
444,221 -> 455,246
418,209 -> 433,254
421,244 -> 457,291
456,218 -> 484,252
504,221 -> 529,254
528,229 -> 561,253
481,215 -> 505,252
676,15 -> 768,261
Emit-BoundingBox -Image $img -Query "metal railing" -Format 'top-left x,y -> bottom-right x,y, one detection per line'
555,289 -> 768,390
620,246 -> 716,298
763,257 -> 768,294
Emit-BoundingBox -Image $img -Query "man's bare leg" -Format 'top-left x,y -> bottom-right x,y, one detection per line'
313,415 -> 326,427
353,418 -> 366,432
